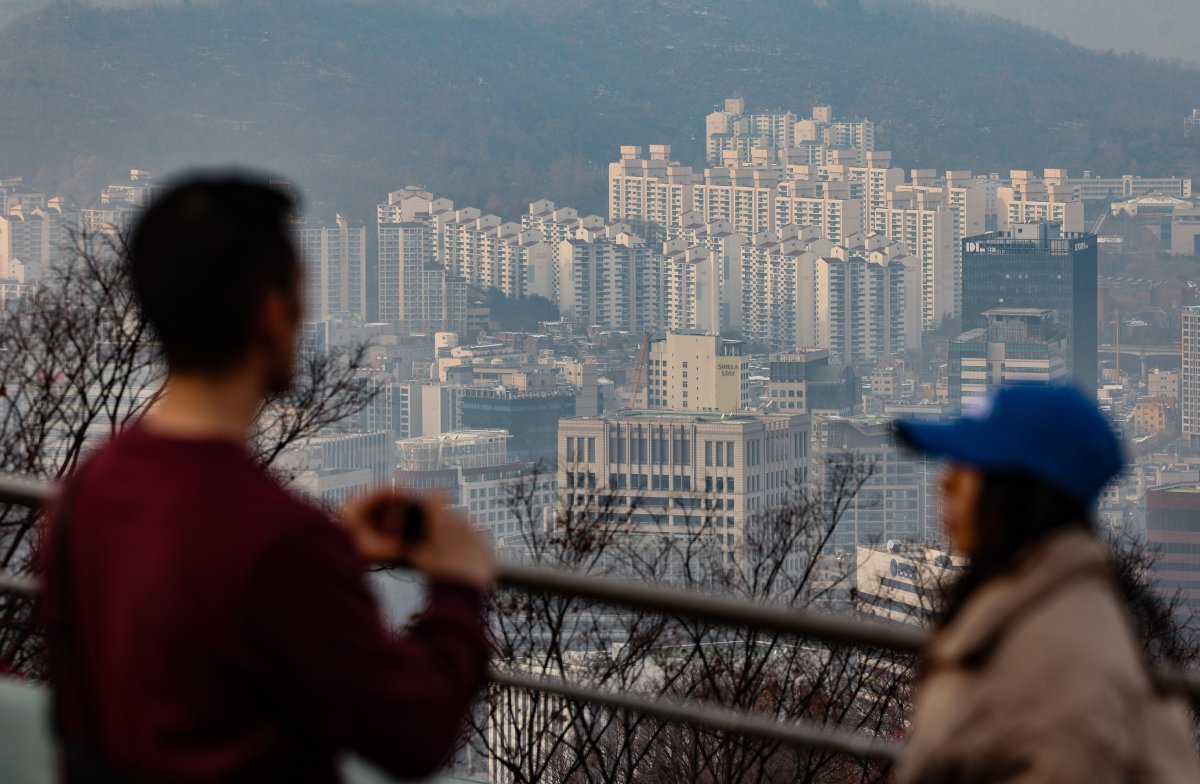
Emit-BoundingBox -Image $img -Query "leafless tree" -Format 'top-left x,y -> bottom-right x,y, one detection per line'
0,228 -> 377,674
473,457 -> 909,784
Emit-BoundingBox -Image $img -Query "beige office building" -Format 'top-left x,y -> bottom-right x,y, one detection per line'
646,332 -> 749,413
558,410 -> 810,563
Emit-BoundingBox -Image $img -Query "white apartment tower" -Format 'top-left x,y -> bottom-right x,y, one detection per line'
871,190 -> 956,330
377,187 -> 466,335
550,227 -> 658,333
998,170 -> 1085,234
608,145 -> 696,230
664,216 -> 748,329
0,197 -> 72,283
816,240 -> 920,365
740,226 -> 834,350
296,214 -> 367,321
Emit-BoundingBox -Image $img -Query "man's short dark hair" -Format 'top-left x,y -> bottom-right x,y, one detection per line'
129,176 -> 299,374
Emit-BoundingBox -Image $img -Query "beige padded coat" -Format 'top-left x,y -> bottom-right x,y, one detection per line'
898,529 -> 1200,784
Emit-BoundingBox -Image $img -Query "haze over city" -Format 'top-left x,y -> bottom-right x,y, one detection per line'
0,1 -> 1198,782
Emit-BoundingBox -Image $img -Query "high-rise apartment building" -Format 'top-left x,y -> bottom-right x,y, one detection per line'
740,226 -> 833,350
962,222 -> 1098,392
871,189 -> 956,329
706,100 -> 875,167
608,145 -> 696,230
558,410 -> 810,564
296,214 -> 367,321
545,226 -> 658,333
80,169 -> 165,235
1181,306 -> 1200,443
693,167 -> 781,238
997,170 -> 1085,234
817,239 -> 921,365
662,244 -> 722,333
377,188 -> 467,335
774,192 -> 863,246
664,216 -> 748,328
521,201 -> 607,263
645,332 -> 749,413
0,197 -> 72,283
949,308 -> 1070,412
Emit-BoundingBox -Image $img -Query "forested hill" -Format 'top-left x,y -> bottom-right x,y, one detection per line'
2,0 -> 1199,219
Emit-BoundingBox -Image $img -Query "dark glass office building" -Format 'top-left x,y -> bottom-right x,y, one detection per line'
962,222 -> 1097,391
458,386 -> 577,464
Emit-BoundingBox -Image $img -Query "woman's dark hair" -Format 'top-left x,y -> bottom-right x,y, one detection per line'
938,471 -> 1092,625
128,176 -> 299,375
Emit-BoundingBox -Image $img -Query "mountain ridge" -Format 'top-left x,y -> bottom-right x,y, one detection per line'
1,0 -> 1198,220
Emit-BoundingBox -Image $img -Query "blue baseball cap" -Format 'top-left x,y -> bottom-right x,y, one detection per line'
893,386 -> 1124,504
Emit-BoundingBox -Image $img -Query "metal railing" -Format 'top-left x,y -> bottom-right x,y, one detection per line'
2,474 -> 1199,766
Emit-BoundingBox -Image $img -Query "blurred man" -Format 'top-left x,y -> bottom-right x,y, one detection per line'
43,176 -> 494,782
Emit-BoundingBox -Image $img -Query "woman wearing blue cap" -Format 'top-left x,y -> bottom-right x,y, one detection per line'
894,386 -> 1199,783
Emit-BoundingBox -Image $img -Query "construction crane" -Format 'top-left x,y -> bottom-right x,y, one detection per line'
627,332 -> 651,409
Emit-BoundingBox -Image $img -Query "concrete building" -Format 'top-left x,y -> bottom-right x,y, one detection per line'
277,430 -> 394,485
766,350 -> 859,415
79,169 -> 164,235
1182,306 -> 1200,444
1145,483 -> 1200,625
812,416 -> 937,553
949,308 -> 1070,412
962,223 -> 1098,392
662,244 -> 722,333
0,195 -> 73,283
774,192 -> 863,245
557,410 -> 810,564
292,469 -> 373,508
645,332 -> 749,413
1170,205 -> 1200,257
394,429 -> 557,542
296,214 -> 367,321
1149,369 -> 1181,402
706,100 -> 875,167
740,226 -> 834,350
1070,171 -> 1192,201
664,216 -> 748,329
856,544 -> 960,625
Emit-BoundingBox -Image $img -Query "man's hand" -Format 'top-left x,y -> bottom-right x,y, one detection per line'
339,490 -> 495,591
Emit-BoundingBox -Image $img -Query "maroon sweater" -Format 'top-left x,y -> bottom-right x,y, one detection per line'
42,423 -> 489,782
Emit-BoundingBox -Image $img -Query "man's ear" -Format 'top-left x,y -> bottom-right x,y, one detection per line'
258,289 -> 296,349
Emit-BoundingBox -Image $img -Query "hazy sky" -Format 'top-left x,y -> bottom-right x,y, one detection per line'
930,0 -> 1200,63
